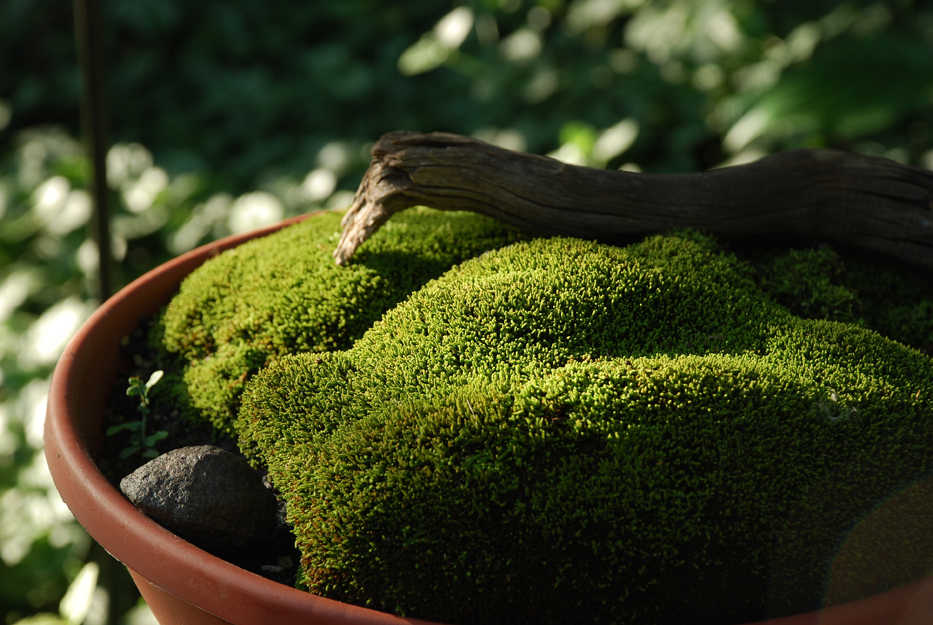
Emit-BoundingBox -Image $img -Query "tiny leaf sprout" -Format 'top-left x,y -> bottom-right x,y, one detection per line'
106,370 -> 169,460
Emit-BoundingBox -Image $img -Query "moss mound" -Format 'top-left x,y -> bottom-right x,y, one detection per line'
152,208 -> 522,433
235,232 -> 933,624
749,245 -> 933,350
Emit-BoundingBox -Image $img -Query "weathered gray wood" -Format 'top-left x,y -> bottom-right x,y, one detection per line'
335,131 -> 933,269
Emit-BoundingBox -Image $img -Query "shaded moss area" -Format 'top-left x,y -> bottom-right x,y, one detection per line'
151,209 -> 523,434
748,245 -> 933,353
234,232 -> 932,625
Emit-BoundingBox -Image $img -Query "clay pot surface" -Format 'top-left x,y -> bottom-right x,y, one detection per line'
44,216 -> 933,625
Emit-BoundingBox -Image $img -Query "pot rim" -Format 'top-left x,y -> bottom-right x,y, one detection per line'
43,214 -> 933,625
44,213 -> 433,625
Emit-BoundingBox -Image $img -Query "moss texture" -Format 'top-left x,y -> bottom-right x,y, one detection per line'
233,231 -> 933,624
749,245 -> 933,351
152,208 -> 523,433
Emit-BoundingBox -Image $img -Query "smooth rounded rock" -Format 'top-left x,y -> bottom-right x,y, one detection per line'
119,444 -> 280,556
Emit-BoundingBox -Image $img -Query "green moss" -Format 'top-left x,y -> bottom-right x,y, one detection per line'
152,208 -> 522,433
750,245 -> 933,353
236,232 -> 933,624
838,255 -> 933,353
754,247 -> 860,322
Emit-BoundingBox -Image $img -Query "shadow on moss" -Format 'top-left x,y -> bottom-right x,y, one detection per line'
227,227 -> 932,624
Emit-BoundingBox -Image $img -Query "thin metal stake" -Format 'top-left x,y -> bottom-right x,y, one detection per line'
74,0 -> 112,301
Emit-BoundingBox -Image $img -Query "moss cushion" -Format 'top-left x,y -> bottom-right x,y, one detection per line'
223,224 -> 933,624
153,208 -> 523,433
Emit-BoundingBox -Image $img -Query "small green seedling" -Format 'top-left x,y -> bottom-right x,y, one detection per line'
107,370 -> 169,460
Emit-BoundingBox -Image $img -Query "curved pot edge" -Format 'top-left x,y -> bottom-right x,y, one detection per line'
45,213 -> 432,625
43,214 -> 933,625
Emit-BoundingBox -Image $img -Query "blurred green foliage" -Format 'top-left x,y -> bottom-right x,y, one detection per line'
4,0 -> 932,190
1,0 -> 931,623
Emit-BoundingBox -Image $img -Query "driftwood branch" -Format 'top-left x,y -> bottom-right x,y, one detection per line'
335,131 -> 933,269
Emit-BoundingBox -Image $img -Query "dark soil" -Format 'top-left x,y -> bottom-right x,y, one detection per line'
97,312 -> 301,588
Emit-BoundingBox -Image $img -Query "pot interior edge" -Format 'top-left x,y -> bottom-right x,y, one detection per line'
59,214 -> 309,458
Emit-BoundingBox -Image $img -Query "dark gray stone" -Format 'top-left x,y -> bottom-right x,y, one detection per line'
119,445 -> 281,556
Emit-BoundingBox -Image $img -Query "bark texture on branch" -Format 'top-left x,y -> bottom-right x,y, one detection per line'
335,131 -> 933,269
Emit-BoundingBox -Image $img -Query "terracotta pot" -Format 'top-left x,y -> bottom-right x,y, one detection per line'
45,217 -> 933,625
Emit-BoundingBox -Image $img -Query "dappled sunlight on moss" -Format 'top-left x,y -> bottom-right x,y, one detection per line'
224,226 -> 932,624
155,208 -> 522,434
